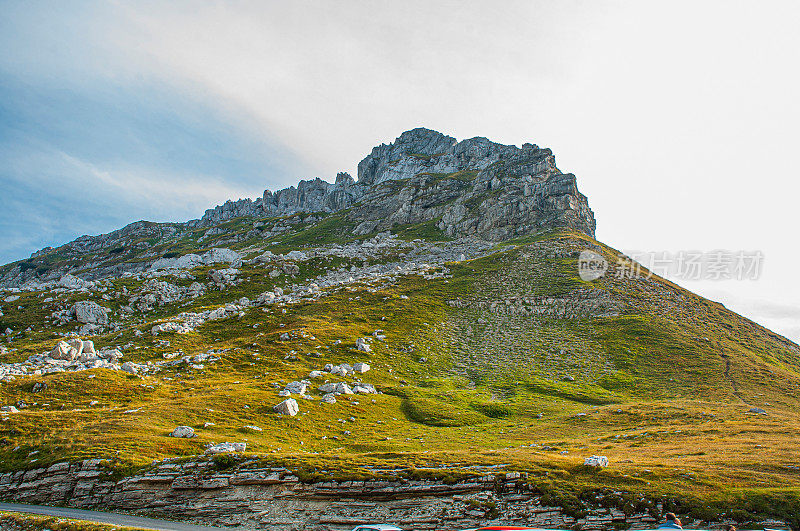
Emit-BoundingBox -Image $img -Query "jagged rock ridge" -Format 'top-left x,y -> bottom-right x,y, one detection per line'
200,127 -> 596,239
0,128 -> 595,288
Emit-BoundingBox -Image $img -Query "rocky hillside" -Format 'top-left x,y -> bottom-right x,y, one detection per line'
0,129 -> 799,530
0,128 -> 594,289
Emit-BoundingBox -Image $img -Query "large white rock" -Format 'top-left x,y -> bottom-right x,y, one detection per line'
151,322 -> 192,335
150,253 -> 204,271
175,253 -> 204,269
58,274 -> 87,290
273,398 -> 299,416
285,381 -> 308,395
49,341 -> 78,361
170,426 -> 196,438
356,337 -> 371,352
318,383 -> 337,393
72,301 -> 109,325
121,362 -> 139,374
0,405 -> 19,413
98,348 -> 123,361
204,248 -> 241,266
205,442 -> 246,455
584,455 -> 609,467
353,362 -> 370,374
67,338 -> 84,357
333,382 -> 353,395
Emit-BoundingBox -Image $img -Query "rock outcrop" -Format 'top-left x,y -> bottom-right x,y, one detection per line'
199,128 -> 596,241
0,128 -> 595,289
0,458 -> 786,531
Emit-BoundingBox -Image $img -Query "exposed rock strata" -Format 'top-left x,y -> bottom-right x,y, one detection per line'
0,459 -> 781,531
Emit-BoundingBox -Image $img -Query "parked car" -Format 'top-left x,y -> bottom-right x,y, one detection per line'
464,528 -> 570,531
351,525 -> 404,531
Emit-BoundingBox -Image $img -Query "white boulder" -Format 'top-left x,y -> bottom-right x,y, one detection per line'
170,426 -> 196,438
356,337 -> 371,352
273,398 -> 299,416
49,341 -> 78,361
584,455 -> 609,467
205,442 -> 246,455
204,248 -> 242,267
58,274 -> 87,290
285,381 -> 308,394
121,362 -> 139,375
72,301 -> 109,325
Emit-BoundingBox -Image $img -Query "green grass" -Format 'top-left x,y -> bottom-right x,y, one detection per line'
2,231 -> 800,525
0,511 -> 143,530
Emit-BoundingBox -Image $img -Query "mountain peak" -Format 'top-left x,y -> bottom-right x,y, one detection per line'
0,129 -> 595,287
202,127 -> 595,239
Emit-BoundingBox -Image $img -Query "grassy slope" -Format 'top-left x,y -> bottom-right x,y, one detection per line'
0,511 -> 141,530
1,231 -> 800,525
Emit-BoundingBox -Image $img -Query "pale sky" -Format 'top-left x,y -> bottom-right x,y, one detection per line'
1,0 -> 799,341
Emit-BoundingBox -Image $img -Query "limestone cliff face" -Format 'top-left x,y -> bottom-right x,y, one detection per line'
0,128 -> 595,288
201,127 -> 596,239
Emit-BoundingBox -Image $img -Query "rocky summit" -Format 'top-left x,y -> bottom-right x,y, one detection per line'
203,128 -> 595,237
0,129 -> 799,531
0,128 -> 594,289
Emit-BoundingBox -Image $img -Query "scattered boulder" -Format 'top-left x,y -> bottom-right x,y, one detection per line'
81,340 -> 96,356
748,407 -> 767,415
285,381 -> 308,395
209,268 -> 239,287
356,337 -> 371,352
320,393 -> 337,404
72,301 -> 110,325
353,362 -> 370,373
31,382 -> 47,393
204,248 -> 242,267
205,442 -> 246,455
0,405 -> 19,413
98,348 -> 123,361
319,383 -> 337,394
121,362 -> 139,375
273,398 -> 299,416
67,338 -> 85,357
49,341 -> 78,361
151,322 -> 192,335
333,382 -> 353,395
58,274 -> 87,290
584,455 -> 609,467
170,426 -> 196,438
